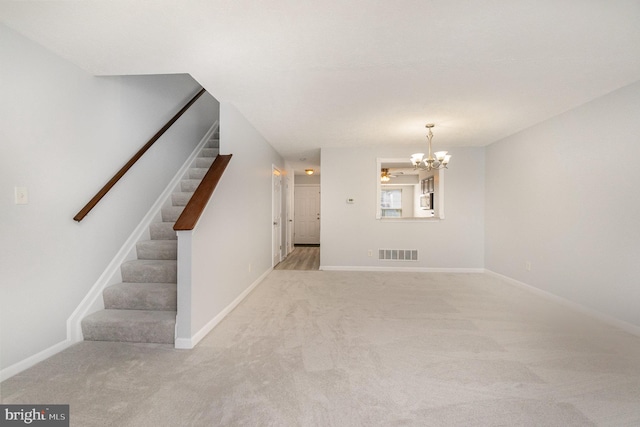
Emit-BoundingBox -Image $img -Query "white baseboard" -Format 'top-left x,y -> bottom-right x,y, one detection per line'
319,265 -> 485,273
0,339 -> 73,383
484,269 -> 640,338
175,267 -> 272,349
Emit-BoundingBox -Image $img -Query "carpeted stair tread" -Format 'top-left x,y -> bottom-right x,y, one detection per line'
189,168 -> 208,179
200,148 -> 218,157
149,222 -> 176,240
161,205 -> 185,222
195,157 -> 214,168
171,192 -> 194,206
81,309 -> 175,343
181,179 -> 202,192
103,282 -> 176,310
121,259 -> 177,283
136,240 -> 177,260
205,137 -> 219,148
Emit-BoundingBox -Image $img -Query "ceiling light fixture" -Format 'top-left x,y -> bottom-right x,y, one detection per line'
380,168 -> 391,182
305,169 -> 314,175
410,124 -> 451,171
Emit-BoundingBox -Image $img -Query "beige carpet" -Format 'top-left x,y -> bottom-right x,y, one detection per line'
2,271 -> 640,426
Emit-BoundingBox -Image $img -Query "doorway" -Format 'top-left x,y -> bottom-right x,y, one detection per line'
285,175 -> 294,256
272,167 -> 282,267
274,245 -> 320,270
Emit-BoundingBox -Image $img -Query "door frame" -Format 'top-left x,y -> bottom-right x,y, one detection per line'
272,166 -> 283,267
285,174 -> 294,255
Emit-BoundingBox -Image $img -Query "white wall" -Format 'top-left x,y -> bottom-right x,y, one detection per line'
175,102 -> 284,344
0,24 -> 218,371
294,174 -> 320,185
320,145 -> 485,269
485,80 -> 640,329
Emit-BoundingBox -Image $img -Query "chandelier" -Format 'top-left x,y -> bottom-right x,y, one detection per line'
410,124 -> 451,170
380,168 -> 391,182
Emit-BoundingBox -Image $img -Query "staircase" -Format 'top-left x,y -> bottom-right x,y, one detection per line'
81,131 -> 219,344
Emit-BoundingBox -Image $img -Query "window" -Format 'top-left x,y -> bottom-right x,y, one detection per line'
381,189 -> 402,217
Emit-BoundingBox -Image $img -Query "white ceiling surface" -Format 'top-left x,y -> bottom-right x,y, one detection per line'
2,1 -> 640,174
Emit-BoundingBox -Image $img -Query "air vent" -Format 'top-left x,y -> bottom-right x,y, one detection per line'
378,249 -> 418,261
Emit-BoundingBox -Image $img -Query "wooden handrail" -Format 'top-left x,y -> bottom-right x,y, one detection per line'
73,88 -> 207,222
174,154 -> 233,231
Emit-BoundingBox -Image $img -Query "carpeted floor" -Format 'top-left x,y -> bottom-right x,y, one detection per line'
2,271 -> 640,426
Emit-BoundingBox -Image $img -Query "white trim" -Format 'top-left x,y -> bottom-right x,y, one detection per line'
175,267 -> 272,349
319,265 -> 484,273
375,218 -> 442,223
485,269 -> 640,338
272,165 -> 283,267
285,174 -> 294,255
175,230 -> 193,343
437,167 -> 445,219
0,339 -> 73,382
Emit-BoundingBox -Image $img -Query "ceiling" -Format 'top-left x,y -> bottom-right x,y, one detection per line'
2,1 -> 639,175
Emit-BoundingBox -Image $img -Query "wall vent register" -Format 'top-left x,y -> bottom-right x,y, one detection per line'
378,249 -> 418,261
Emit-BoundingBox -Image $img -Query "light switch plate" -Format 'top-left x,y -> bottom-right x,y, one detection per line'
15,187 -> 28,204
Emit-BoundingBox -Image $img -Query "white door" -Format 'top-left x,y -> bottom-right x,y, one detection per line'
272,168 -> 282,266
294,185 -> 320,244
285,176 -> 294,255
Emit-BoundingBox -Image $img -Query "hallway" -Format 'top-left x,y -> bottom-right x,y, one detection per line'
275,245 -> 320,270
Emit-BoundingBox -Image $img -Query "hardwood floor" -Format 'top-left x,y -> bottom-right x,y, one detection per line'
275,245 -> 320,270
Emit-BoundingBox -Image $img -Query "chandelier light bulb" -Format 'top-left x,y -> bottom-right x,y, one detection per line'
410,153 -> 424,166
434,151 -> 448,162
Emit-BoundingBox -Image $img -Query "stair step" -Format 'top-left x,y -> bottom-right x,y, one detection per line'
171,192 -> 194,206
161,205 -> 185,222
121,260 -> 177,283
189,168 -> 208,179
149,222 -> 176,240
195,157 -> 214,168
181,179 -> 202,192
200,148 -> 218,157
79,132 -> 226,345
103,283 -> 176,310
136,240 -> 177,260
81,309 -> 176,343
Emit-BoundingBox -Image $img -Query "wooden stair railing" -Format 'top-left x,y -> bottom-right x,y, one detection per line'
174,154 -> 232,231
73,88 -> 207,222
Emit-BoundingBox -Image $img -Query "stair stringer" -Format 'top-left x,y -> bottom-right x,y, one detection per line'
67,121 -> 219,342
